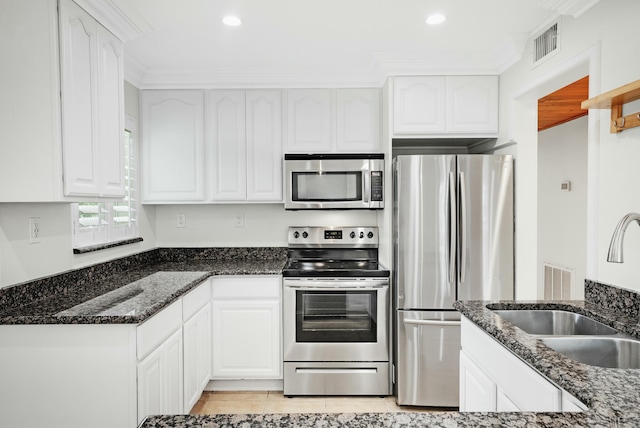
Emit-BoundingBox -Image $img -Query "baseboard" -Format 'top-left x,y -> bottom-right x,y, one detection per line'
205,379 -> 284,391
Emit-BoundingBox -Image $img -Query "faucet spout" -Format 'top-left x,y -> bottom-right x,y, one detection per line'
607,212 -> 640,263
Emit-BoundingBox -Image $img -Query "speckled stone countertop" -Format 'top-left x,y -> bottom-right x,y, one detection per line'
0,247 -> 286,325
137,280 -> 640,428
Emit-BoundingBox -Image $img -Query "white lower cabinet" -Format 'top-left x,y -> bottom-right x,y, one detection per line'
460,316 -> 585,413
459,351 -> 496,411
183,303 -> 212,411
211,276 -> 282,379
137,328 -> 184,422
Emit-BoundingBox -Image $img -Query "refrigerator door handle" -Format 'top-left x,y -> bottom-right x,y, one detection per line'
448,172 -> 456,284
403,319 -> 461,327
458,171 -> 467,284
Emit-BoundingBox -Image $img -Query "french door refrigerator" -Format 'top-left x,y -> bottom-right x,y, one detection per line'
392,154 -> 514,407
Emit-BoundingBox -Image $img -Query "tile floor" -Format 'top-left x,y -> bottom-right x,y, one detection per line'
191,391 -> 452,415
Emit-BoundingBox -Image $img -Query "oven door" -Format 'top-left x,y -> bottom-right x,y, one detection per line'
283,278 -> 389,362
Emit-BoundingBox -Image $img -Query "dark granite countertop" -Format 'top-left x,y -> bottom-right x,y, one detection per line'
0,248 -> 287,325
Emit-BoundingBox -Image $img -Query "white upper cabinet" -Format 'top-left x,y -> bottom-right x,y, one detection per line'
141,90 -> 205,202
142,89 -> 282,203
446,76 -> 499,134
336,89 -> 381,152
0,0 -> 125,202
286,89 -> 333,153
210,90 -> 282,202
246,91 -> 283,201
209,91 -> 247,201
393,75 -> 498,137
59,0 -> 125,197
285,88 -> 380,153
393,76 -> 447,134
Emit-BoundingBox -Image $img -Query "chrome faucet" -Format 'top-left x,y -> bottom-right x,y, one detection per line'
607,212 -> 640,263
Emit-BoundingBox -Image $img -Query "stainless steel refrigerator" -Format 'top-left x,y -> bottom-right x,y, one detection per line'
392,154 -> 514,407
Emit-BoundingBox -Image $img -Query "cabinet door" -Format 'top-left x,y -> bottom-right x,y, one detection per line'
212,299 -> 281,379
286,89 -> 332,152
446,76 -> 498,134
164,328 -> 184,415
96,25 -> 125,197
137,328 -> 183,423
459,351 -> 496,412
393,76 -> 446,134
210,90 -> 246,201
497,389 -> 521,412
246,90 -> 283,201
183,304 -> 212,412
336,89 -> 380,152
141,90 -> 205,202
59,0 -> 100,196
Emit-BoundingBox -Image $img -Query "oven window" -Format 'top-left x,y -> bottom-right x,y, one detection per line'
291,172 -> 362,202
296,290 -> 377,342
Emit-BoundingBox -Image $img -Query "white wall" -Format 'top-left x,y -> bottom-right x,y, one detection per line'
0,82 -> 157,288
155,204 -> 377,248
500,0 -> 640,294
537,117 -> 588,299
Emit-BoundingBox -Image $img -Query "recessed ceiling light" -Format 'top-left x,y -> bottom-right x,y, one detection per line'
222,15 -> 242,26
426,13 -> 446,25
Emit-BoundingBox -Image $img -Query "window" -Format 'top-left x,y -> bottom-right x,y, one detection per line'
72,116 -> 139,249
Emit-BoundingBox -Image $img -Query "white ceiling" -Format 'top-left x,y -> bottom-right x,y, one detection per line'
101,0 -> 600,88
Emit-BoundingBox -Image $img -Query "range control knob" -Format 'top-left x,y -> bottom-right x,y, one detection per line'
293,231 -> 300,239
350,231 -> 356,239
302,231 -> 308,239
359,231 -> 364,239
368,231 -> 374,239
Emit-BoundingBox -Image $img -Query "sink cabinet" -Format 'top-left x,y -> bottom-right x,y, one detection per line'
460,316 -> 586,412
1,0 -> 125,201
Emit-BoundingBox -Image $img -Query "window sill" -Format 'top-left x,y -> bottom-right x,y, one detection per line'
73,237 -> 144,255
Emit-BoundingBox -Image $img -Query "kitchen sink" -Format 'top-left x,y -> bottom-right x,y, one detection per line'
492,309 -> 617,336
540,336 -> 640,369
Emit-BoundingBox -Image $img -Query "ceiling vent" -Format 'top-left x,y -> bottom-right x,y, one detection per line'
532,20 -> 560,67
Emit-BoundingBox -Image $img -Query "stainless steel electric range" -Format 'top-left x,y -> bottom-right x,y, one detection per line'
282,226 -> 391,396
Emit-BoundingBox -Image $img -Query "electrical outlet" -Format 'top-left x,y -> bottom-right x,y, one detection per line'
176,213 -> 186,228
235,212 -> 244,228
29,217 -> 41,244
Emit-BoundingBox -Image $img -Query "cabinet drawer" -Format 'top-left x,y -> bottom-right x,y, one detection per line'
212,276 -> 281,299
183,279 -> 211,321
137,300 -> 182,360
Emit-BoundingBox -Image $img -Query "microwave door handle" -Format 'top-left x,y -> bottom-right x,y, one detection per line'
363,169 -> 370,203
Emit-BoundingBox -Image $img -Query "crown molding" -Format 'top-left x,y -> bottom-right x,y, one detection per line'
73,0 -> 151,41
126,52 -> 508,89
490,33 -> 529,74
538,0 -> 600,17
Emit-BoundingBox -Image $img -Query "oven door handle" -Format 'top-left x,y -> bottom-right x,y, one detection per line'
285,285 -> 388,290
283,279 -> 389,289
403,319 -> 461,327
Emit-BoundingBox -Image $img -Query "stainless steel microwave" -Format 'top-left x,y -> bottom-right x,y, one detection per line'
284,154 -> 384,210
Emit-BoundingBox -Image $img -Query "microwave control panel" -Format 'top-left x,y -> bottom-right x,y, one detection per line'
371,171 -> 383,202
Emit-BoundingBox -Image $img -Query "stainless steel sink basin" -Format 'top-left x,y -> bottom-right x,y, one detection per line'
492,309 -> 617,335
540,336 -> 640,369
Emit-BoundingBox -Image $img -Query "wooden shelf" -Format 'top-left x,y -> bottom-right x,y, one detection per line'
581,79 -> 640,133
